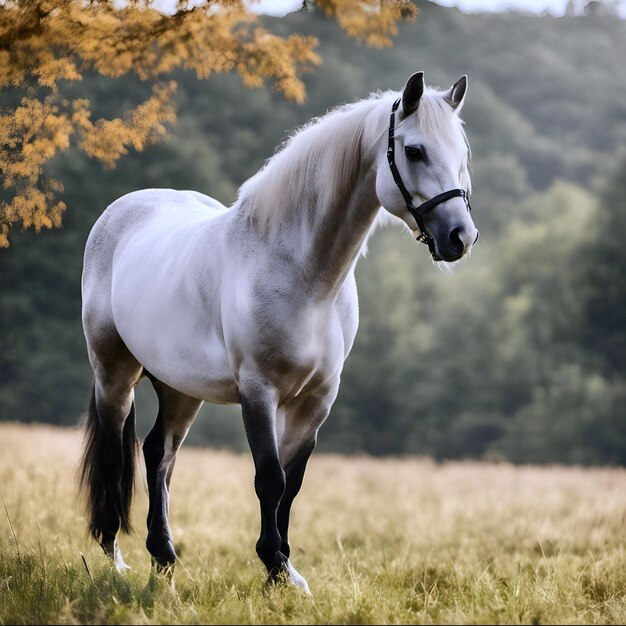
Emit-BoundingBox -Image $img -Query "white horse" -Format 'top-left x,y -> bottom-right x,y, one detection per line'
79,71 -> 478,592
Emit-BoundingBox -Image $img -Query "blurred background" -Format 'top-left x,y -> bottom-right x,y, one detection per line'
1,0 -> 625,464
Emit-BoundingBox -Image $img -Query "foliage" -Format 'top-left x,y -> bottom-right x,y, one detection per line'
0,0 -> 416,247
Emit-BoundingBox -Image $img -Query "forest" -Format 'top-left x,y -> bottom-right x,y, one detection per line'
1,0 -> 625,464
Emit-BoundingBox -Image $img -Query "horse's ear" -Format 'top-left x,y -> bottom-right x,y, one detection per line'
445,75 -> 468,113
401,71 -> 425,118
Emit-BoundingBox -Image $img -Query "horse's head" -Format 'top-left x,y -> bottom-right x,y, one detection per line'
376,72 -> 478,262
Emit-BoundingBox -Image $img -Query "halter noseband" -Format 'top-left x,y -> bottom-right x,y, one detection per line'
387,98 -> 471,255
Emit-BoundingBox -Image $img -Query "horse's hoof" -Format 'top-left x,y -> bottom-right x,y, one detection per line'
266,560 -> 311,595
151,557 -> 175,579
284,560 -> 311,595
147,559 -> 176,593
101,540 -> 131,574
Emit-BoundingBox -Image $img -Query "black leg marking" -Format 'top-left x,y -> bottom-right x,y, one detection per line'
240,389 -> 289,580
143,410 -> 177,568
277,439 -> 316,559
143,377 -> 201,571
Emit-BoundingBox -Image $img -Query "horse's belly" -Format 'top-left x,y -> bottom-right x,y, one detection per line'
115,299 -> 238,402
130,327 -> 238,403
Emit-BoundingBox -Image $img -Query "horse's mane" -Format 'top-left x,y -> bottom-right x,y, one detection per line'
235,88 -> 471,234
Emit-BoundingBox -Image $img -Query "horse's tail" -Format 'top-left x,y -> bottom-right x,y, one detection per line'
78,384 -> 137,541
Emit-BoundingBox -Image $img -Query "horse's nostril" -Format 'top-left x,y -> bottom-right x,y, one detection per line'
449,227 -> 465,253
473,230 -> 480,245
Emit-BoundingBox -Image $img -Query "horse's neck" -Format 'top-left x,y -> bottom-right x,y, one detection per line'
297,167 -> 380,297
257,102 -> 384,299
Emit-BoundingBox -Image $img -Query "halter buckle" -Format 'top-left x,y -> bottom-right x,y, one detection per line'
415,231 -> 426,244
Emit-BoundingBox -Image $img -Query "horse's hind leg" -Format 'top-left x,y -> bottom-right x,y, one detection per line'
143,376 -> 202,574
78,334 -> 143,572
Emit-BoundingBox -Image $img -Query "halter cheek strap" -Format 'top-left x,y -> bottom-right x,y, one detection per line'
387,98 -> 471,255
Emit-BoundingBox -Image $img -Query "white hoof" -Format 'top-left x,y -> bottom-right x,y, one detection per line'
103,540 -> 131,574
114,546 -> 131,574
285,560 -> 311,595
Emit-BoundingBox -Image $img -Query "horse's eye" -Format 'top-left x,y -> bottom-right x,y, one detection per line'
405,145 -> 424,162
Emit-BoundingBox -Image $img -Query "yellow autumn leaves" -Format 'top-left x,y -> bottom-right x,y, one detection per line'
0,0 -> 416,247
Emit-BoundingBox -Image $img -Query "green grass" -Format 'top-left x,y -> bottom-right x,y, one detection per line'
1,422 -> 626,624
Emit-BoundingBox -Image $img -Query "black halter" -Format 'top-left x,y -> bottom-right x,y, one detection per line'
387,98 -> 471,255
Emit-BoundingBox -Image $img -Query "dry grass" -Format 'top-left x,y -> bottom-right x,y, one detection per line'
1,421 -> 626,624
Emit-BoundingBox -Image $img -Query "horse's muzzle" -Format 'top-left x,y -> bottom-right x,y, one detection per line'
429,225 -> 479,262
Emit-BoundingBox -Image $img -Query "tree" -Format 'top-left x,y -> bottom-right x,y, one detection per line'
578,154 -> 626,375
0,0 -> 416,247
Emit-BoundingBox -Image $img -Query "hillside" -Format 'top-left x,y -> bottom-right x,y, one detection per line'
1,2 -> 625,462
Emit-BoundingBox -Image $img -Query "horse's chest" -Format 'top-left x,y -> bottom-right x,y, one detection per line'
247,303 -> 347,396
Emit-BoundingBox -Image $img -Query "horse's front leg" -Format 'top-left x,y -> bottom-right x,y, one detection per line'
275,387 -> 338,594
239,378 -> 290,585
275,439 -> 315,594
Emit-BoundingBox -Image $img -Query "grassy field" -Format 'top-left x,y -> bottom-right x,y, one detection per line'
1,422 -> 625,624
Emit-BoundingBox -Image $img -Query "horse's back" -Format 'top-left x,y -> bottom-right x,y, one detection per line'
84,188 -> 227,296
86,188 -> 228,244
